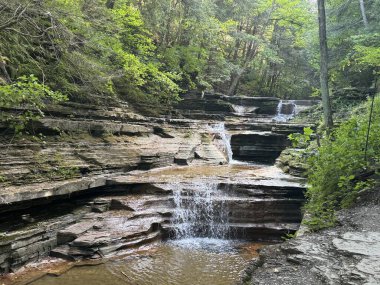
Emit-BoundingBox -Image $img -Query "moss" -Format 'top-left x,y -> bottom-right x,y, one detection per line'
277,148 -> 310,177
201,133 -> 212,143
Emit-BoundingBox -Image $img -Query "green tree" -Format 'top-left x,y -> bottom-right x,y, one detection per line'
317,0 -> 334,129
0,75 -> 67,132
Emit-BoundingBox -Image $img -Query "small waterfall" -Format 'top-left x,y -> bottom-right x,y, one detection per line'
273,100 -> 297,122
208,123 -> 233,162
171,182 -> 229,239
232,105 -> 246,116
232,105 -> 257,116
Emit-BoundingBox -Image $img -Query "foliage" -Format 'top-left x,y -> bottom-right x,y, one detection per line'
0,75 -> 67,133
0,0 -> 378,111
137,0 -> 317,98
0,0 -> 180,112
288,127 -> 314,148
282,232 -> 296,241
304,95 -> 380,230
292,88 -> 370,125
327,0 -> 380,89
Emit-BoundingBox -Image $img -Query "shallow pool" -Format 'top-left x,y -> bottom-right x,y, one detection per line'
31,238 -> 261,285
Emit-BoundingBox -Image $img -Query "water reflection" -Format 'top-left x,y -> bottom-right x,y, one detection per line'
31,239 -> 260,285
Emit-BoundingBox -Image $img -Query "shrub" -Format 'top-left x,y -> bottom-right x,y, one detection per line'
0,75 -> 67,133
304,94 -> 380,230
288,127 -> 314,148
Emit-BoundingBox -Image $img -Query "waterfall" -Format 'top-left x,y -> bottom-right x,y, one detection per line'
232,105 -> 246,116
276,100 -> 284,116
171,182 -> 229,239
232,105 -> 257,116
273,100 -> 297,122
208,123 -> 233,163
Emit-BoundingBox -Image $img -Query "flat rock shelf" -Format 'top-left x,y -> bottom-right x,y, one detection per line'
0,97 -> 315,284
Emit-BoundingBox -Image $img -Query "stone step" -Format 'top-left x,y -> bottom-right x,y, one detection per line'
231,132 -> 290,163
169,195 -> 304,203
165,222 -> 300,240
174,144 -> 199,166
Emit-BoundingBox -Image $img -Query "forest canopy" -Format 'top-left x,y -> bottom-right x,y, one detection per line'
0,0 -> 379,111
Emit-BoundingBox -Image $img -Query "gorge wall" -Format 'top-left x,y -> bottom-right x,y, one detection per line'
0,94 -> 315,274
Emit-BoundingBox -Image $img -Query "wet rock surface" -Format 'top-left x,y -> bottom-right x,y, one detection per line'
240,189 -> 380,285
276,148 -> 309,177
0,165 -> 306,273
0,97 -> 317,276
231,132 -> 290,163
175,92 -> 280,119
0,186 -> 171,273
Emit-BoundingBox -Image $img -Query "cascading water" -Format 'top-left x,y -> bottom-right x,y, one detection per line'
231,105 -> 257,116
232,105 -> 246,115
273,100 -> 297,122
171,182 -> 229,239
208,122 -> 233,163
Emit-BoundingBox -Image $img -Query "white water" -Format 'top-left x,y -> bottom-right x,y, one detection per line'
171,182 -> 229,239
231,105 -> 257,116
273,100 -> 297,122
208,122 -> 234,163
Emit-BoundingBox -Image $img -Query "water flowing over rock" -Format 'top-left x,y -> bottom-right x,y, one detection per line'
207,123 -> 233,163
239,188 -> 380,285
171,182 -> 229,239
0,95 -> 317,277
273,100 -> 297,122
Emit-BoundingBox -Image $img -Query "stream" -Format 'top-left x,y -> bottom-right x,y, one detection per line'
25,161 -> 303,285
31,239 -> 261,285
1,99 -> 308,285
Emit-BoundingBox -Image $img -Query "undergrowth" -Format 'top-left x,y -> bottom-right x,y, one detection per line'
304,94 -> 380,230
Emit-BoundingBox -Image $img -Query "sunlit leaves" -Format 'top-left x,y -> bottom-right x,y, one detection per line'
305,96 -> 380,230
0,75 -> 68,132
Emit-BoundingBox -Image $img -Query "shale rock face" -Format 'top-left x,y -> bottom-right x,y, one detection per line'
175,92 -> 280,119
240,189 -> 380,285
0,103 -> 227,188
0,164 -> 306,273
0,96 -> 316,274
0,103 -> 228,273
231,133 -> 290,163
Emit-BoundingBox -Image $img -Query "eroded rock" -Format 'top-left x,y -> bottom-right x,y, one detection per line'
240,189 -> 380,285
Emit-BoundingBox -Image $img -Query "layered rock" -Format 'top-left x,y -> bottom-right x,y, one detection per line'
163,182 -> 304,241
0,103 -> 228,188
0,163 -> 306,273
175,92 -> 280,120
0,95 -> 316,275
231,132 -> 290,163
239,188 -> 380,285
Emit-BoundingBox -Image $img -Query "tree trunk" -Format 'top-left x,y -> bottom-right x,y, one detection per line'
0,57 -> 11,83
317,0 -> 333,129
105,0 -> 115,9
232,23 -> 243,61
228,71 -> 242,96
359,0 -> 369,28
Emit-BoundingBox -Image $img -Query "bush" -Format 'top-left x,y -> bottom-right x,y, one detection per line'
0,0 -> 181,110
0,75 -> 67,133
288,127 -> 314,148
304,94 -> 380,230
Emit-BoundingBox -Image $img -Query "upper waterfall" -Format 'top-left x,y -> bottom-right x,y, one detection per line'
273,100 -> 297,122
208,122 -> 234,163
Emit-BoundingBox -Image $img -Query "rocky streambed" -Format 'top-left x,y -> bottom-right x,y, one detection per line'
239,188 -> 380,285
0,164 -> 306,277
0,94 -> 321,284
